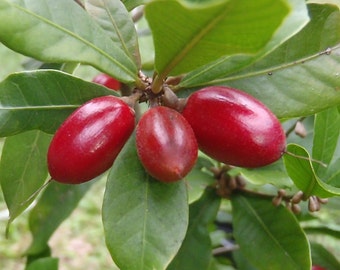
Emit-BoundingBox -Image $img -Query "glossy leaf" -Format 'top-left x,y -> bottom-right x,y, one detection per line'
85,0 -> 141,66
179,0 -> 309,88
312,107 -> 340,175
231,194 -> 311,270
283,144 -> 340,197
0,0 -> 138,83
213,3 -> 340,118
103,135 -> 188,270
26,181 -> 94,255
167,188 -> 221,270
185,166 -> 215,204
0,131 -> 51,226
304,225 -> 340,239
145,0 -> 308,84
229,160 -> 293,189
0,70 -> 115,137
233,249 -> 258,270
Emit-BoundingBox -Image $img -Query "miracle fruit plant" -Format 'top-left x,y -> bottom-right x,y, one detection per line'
0,0 -> 340,269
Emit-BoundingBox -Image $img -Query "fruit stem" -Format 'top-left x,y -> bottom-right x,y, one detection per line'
162,85 -> 187,112
212,243 -> 240,255
120,91 -> 143,108
135,77 -> 148,91
151,73 -> 165,94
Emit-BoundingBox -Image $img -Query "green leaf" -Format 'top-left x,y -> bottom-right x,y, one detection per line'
103,135 -> 189,270
26,257 -> 58,270
85,0 -> 141,66
0,0 -> 138,83
0,70 -> 115,137
312,107 -> 340,175
167,188 -> 221,270
231,194 -> 311,270
283,143 -> 340,197
26,180 -> 93,255
213,3 -> 340,118
179,0 -> 309,88
229,160 -> 293,189
0,43 -> 26,80
308,0 -> 340,8
233,249 -> 259,270
324,158 -> 340,186
26,245 -> 52,268
311,242 -> 340,270
304,225 -> 340,239
0,130 -> 51,226
208,259 -> 236,270
137,16 -> 156,70
185,163 -> 216,204
145,0 -> 307,85
122,0 -> 149,10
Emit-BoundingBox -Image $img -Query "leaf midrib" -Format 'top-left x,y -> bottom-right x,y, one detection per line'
239,196 -> 301,268
103,2 -> 132,60
159,3 -> 231,78
10,2 -> 136,80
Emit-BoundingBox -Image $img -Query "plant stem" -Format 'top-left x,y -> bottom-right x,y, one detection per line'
151,73 -> 165,94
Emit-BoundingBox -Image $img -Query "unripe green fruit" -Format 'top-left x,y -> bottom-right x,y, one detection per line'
47,96 -> 135,184
182,86 -> 286,168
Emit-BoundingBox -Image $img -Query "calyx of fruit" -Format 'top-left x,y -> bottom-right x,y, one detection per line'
47,95 -> 135,184
182,86 -> 286,168
136,106 -> 198,182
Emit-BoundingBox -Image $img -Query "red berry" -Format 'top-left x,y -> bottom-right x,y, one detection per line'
47,96 -> 135,184
92,73 -> 121,91
136,106 -> 198,182
182,86 -> 286,168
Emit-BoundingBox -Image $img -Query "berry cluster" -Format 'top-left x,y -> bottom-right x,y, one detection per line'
47,78 -> 286,184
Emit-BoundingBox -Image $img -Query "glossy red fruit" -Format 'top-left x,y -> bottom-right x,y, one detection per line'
47,96 -> 135,184
182,86 -> 286,168
92,73 -> 121,91
136,106 -> 198,182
